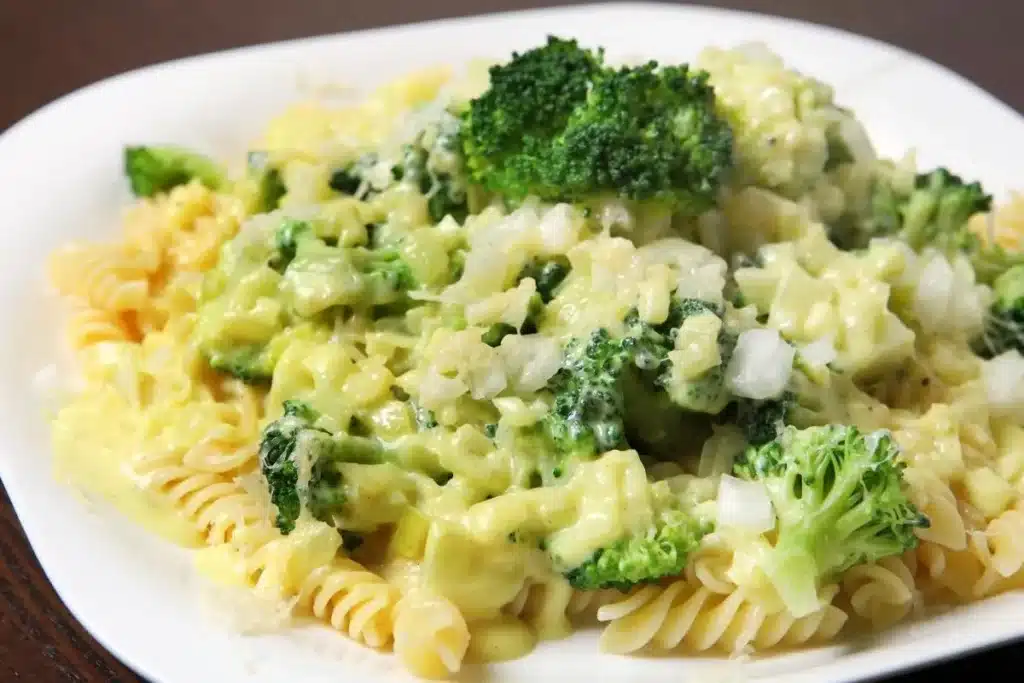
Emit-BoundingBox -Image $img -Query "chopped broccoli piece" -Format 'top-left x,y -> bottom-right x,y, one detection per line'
258,400 -> 391,534
625,298 -> 735,416
330,111 -> 469,224
268,218 -> 313,272
482,322 -> 518,347
329,154 -> 381,196
839,166 -> 1014,283
518,256 -> 571,303
204,344 -> 274,384
733,425 -> 929,617
542,329 -> 631,466
246,152 -> 287,213
259,400 -> 334,534
898,169 -> 992,253
977,263 -> 1024,357
733,393 -> 793,446
461,36 -> 733,213
564,508 -> 710,591
539,296 -> 733,468
124,145 -> 226,197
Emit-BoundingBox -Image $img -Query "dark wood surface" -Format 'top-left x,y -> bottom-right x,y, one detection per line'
2,1 -> 1022,680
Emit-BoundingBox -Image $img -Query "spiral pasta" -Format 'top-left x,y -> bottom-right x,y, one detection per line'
297,559 -> 401,648
65,307 -> 138,349
393,589 -> 470,679
841,555 -> 918,627
597,580 -> 847,655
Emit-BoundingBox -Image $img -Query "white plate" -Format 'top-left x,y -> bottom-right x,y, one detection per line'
1,3 -> 1022,682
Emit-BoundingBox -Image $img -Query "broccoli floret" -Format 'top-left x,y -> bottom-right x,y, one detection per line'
977,263 -> 1024,357
898,169 -> 992,252
461,36 -> 732,213
840,167 -> 1014,283
626,298 -> 735,416
481,322 -> 518,347
268,218 -> 313,272
733,425 -> 929,617
564,508 -> 710,591
330,111 -> 469,224
258,400 -> 391,534
259,400 -> 334,533
329,154 -> 382,196
124,145 -> 226,197
517,256 -> 571,303
204,344 -> 274,384
542,329 -> 631,466
246,151 -> 287,214
733,393 -> 793,446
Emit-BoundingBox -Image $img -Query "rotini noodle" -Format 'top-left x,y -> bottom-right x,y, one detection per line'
66,307 -> 138,349
597,580 -> 846,655
393,589 -> 470,679
297,559 -> 401,649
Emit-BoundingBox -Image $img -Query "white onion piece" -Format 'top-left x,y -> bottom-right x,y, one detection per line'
799,336 -> 837,368
469,363 -> 508,400
500,335 -> 563,393
716,475 -> 776,533
835,114 -> 876,163
419,370 -> 467,408
725,328 -> 795,400
537,204 -> 578,253
913,254 -> 955,331
983,351 -> 1024,415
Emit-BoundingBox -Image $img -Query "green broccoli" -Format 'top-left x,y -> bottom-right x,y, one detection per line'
539,297 -> 734,468
626,298 -> 736,416
517,256 -> 571,303
258,400 -> 391,534
733,393 -> 793,446
204,344 -> 274,384
564,508 -> 711,591
541,329 -> 631,470
268,218 -> 313,272
976,263 -> 1024,357
246,151 -> 287,214
481,322 -> 518,347
329,153 -> 381,196
124,145 -> 226,197
838,166 -> 1015,283
330,111 -> 469,224
733,424 -> 929,617
461,36 -> 733,214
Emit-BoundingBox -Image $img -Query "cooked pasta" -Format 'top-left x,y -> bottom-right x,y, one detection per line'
44,35 -> 1024,680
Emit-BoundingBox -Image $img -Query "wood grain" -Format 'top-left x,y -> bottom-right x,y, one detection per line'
2,1 -> 1022,681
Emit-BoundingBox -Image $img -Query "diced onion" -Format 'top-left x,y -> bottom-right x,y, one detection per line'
725,328 -> 795,400
912,251 -> 989,338
469,363 -> 507,400
799,335 -> 837,368
913,254 -> 955,330
500,335 -> 562,393
983,351 -> 1024,415
537,204 -> 578,253
420,370 -> 467,407
716,475 -> 776,533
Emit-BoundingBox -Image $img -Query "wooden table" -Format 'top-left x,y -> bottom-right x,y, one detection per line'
2,1 -> 1022,680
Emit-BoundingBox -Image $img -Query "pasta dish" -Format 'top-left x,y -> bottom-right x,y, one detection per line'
44,37 -> 1024,679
